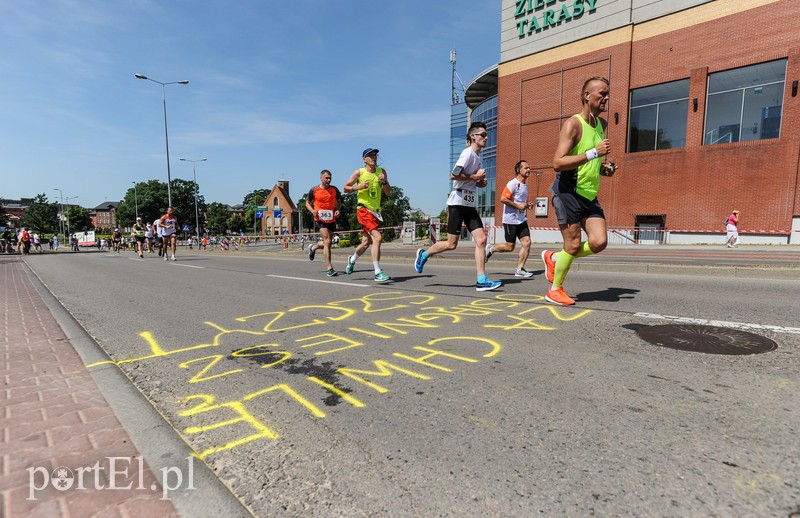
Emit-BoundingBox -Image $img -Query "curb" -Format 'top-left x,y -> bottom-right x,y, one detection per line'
22,259 -> 253,517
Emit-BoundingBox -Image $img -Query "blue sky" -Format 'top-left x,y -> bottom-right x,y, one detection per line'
1,1 -> 499,214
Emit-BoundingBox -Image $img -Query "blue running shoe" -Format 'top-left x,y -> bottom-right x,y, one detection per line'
414,248 -> 427,273
476,278 -> 502,292
345,257 -> 355,275
326,268 -> 337,277
374,271 -> 391,283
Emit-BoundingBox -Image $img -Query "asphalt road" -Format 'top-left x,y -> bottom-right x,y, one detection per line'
23,247 -> 800,516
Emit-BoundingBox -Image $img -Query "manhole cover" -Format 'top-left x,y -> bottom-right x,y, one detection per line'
635,324 -> 777,355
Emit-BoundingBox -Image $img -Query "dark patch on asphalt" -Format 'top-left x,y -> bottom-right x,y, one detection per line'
229,354 -> 354,407
635,324 -> 777,355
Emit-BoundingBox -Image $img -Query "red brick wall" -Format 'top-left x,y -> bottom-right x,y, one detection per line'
497,1 -> 800,233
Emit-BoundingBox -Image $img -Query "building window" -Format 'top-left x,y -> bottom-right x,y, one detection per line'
273,197 -> 279,207
704,59 -> 786,145
628,79 -> 689,152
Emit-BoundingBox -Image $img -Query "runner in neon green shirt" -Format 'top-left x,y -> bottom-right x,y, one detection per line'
343,148 -> 392,282
541,76 -> 619,306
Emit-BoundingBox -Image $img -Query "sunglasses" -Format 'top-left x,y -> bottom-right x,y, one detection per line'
472,132 -> 488,138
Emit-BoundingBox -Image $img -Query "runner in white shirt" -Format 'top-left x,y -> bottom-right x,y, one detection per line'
153,218 -> 163,257
484,160 -> 535,277
159,207 -> 178,261
145,222 -> 154,253
413,121 -> 501,291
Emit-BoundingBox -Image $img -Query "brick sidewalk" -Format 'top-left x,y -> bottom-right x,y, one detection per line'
1,256 -> 178,517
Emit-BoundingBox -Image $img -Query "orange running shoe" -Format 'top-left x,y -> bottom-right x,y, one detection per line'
545,287 -> 575,306
541,250 -> 556,283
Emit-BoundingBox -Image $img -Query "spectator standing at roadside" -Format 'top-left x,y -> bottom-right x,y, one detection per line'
20,228 -> 31,255
306,169 -> 342,277
725,210 -> 740,248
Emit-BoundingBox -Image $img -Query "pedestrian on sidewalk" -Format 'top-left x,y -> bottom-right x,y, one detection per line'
725,210 -> 740,248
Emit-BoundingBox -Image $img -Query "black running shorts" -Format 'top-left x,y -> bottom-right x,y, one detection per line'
551,191 -> 605,225
503,221 -> 530,243
447,205 -> 483,235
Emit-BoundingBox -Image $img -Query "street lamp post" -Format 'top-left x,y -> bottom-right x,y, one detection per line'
65,196 -> 79,236
132,182 -> 139,219
53,188 -> 64,237
179,158 -> 206,242
134,73 -> 189,208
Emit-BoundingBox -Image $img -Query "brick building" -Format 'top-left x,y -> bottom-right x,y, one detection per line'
260,180 -> 299,236
489,0 -> 799,243
91,202 -> 119,231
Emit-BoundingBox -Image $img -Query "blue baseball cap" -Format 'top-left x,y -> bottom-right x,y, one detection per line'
362,148 -> 379,158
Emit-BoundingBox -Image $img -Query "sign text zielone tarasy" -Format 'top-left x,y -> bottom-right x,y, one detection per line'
515,0 -> 597,39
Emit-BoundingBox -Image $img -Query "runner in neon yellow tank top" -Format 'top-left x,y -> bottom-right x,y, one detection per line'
343,148 -> 392,282
541,76 -> 619,306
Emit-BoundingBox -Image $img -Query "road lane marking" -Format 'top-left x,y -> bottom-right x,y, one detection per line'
172,263 -> 204,269
266,274 -> 369,287
634,312 -> 800,334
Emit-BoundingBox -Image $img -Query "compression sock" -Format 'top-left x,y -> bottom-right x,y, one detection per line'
373,262 -> 382,274
552,250 -> 576,288
350,253 -> 358,264
575,241 -> 594,258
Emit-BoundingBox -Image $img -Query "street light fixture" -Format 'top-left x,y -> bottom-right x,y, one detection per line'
132,181 -> 139,219
53,188 -> 64,237
179,158 -> 207,242
134,73 -> 189,208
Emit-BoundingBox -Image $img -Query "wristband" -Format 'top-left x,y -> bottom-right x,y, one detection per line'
586,148 -> 599,161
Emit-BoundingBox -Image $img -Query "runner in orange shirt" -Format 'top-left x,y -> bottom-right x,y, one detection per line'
306,169 -> 342,277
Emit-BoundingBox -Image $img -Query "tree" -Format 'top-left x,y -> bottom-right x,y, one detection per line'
296,193 -> 313,232
242,189 -> 271,223
170,178 -> 207,232
337,186 -> 412,242
227,213 -> 247,234
116,179 -> 206,230
205,202 -> 230,234
115,180 -> 168,228
21,193 -> 58,233
340,192 -> 358,234
67,206 -> 93,232
0,199 -> 8,228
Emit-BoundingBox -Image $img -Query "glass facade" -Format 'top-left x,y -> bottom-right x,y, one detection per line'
450,103 -> 467,171
469,95 -> 498,217
628,79 -> 689,152
704,59 -> 786,145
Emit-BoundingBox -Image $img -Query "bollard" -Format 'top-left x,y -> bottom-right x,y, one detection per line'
283,239 -> 288,249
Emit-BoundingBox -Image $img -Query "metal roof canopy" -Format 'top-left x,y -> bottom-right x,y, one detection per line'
465,65 -> 498,110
